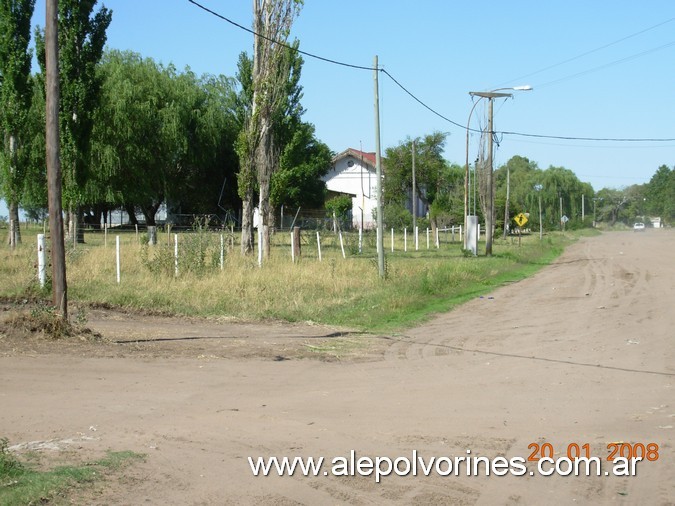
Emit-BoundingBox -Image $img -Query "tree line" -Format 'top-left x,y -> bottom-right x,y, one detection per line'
2,0 -> 672,256
0,0 -> 332,254
382,135 -> 673,233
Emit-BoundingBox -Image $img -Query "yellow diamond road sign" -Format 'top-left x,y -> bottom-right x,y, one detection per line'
514,213 -> 528,227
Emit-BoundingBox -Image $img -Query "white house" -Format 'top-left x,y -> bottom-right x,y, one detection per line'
323,148 -> 379,229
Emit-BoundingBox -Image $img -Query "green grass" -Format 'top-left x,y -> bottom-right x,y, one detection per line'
0,437 -> 142,505
0,224 -> 594,333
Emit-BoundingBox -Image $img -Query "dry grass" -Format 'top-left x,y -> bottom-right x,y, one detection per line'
0,225 -> 581,332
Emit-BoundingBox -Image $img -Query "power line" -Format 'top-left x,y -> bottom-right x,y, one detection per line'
493,16 -> 675,88
501,131 -> 675,142
535,40 -> 675,89
186,0 -> 675,144
186,0 -> 374,71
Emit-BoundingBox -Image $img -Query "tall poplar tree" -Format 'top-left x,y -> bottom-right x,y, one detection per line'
36,0 -> 112,243
0,0 -> 35,248
237,0 -> 302,259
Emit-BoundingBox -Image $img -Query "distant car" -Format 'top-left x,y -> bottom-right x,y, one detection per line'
633,222 -> 645,231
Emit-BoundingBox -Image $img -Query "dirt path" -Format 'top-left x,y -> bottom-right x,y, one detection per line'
1,230 -> 674,505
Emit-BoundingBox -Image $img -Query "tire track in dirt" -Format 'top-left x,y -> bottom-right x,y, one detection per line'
2,231 -> 674,505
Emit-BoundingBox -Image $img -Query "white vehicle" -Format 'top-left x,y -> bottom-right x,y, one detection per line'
633,222 -> 645,231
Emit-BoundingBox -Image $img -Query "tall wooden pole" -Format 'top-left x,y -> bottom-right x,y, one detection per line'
373,55 -> 384,278
45,0 -> 67,318
503,168 -> 510,239
485,97 -> 494,256
412,139 -> 416,233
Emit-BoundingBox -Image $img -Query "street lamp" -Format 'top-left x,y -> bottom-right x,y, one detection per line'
465,86 -> 532,255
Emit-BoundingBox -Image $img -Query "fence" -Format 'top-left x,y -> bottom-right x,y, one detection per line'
27,222 -> 489,286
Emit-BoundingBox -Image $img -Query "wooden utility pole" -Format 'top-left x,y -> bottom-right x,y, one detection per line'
373,55 -> 384,278
412,139 -> 416,233
503,168 -> 510,239
485,97 -> 495,255
45,0 -> 67,319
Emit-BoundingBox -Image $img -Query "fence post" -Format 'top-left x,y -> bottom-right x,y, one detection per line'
426,228 -> 430,249
37,234 -> 46,288
293,226 -> 301,261
290,231 -> 295,263
220,234 -> 224,270
339,231 -> 346,259
135,224 -> 139,244
316,231 -> 322,261
415,226 -> 419,251
459,225 -> 463,242
435,227 -> 439,248
451,225 -> 455,243
174,233 -> 178,277
116,235 -> 121,284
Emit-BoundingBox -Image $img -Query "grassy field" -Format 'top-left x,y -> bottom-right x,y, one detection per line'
0,224 -> 596,332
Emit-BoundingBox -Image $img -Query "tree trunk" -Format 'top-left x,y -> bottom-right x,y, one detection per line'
240,195 -> 254,255
8,201 -> 21,248
7,134 -> 21,248
257,121 -> 273,261
68,208 -> 84,244
124,204 -> 138,226
142,202 -> 161,227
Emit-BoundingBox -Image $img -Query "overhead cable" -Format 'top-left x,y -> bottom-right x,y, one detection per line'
187,0 -> 675,143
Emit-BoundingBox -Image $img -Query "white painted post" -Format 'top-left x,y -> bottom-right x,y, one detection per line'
290,231 -> 295,263
316,231 -> 322,261
404,228 -> 408,252
452,225 -> 455,242
391,228 -> 394,252
459,225 -> 463,242
426,228 -> 430,249
174,233 -> 178,277
415,226 -> 419,251
358,227 -> 362,254
37,234 -> 46,288
135,224 -> 139,243
339,231 -> 346,259
477,222 -> 481,240
116,235 -> 121,284
435,227 -> 439,248
220,234 -> 224,270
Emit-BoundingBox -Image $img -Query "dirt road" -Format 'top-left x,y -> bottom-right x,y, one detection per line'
1,230 -> 674,505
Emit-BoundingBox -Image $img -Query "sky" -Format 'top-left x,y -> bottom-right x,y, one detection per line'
3,0 -> 674,216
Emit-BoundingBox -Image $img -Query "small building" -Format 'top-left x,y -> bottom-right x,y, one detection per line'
323,149 -> 379,229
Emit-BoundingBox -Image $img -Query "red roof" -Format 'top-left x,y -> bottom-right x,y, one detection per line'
333,148 -> 377,167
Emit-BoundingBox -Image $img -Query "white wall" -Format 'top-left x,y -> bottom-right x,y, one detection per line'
323,156 -> 378,229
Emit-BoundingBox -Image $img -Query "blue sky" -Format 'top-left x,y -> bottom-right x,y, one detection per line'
3,0 -> 674,216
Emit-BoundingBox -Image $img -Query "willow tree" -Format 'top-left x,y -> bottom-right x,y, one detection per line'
0,0 -> 35,248
237,0 -> 303,259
